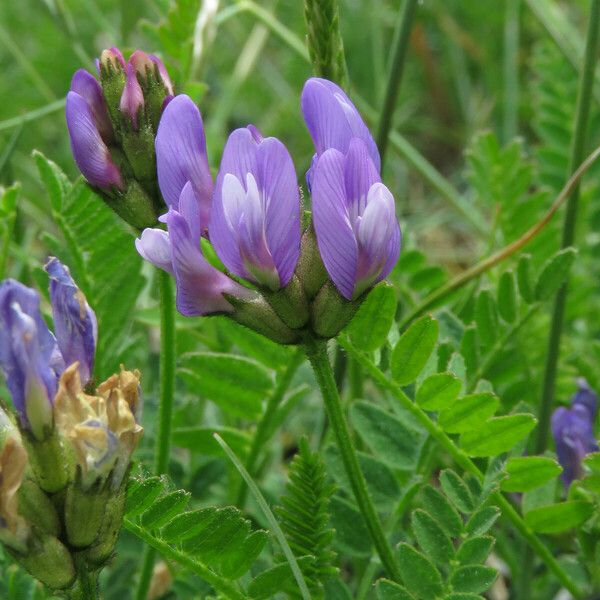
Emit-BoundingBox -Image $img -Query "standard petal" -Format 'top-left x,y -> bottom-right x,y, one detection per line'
70,69 -> 113,143
135,229 -> 174,275
301,78 -> 380,171
166,210 -> 250,316
312,149 -> 358,300
155,95 -> 212,227
344,138 -> 380,220
256,137 -> 301,286
45,258 -> 97,385
66,92 -> 124,190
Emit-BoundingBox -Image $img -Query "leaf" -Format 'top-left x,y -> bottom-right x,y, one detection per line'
474,290 -> 498,346
396,543 -> 443,599
172,427 -> 250,457
125,476 -> 166,517
415,373 -> 461,411
350,401 -> 425,470
33,151 -> 68,212
517,255 -> 535,304
329,495 -> 371,558
438,393 -> 499,434
411,509 -> 454,564
464,506 -> 500,536
248,557 -> 314,599
439,470 -> 476,513
376,579 -> 416,599
456,536 -> 494,565
140,490 -> 190,529
500,456 -> 562,492
535,248 -> 577,300
497,271 -> 518,323
348,283 -> 396,351
178,352 -> 273,418
420,485 -> 463,538
444,595 -> 485,600
524,501 -> 594,533
449,565 -> 497,594
460,414 -> 537,457
391,315 -> 439,385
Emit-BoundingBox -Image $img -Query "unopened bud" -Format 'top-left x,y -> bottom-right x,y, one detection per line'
64,478 -> 110,547
84,489 -> 126,566
310,281 -> 364,339
296,226 -> 328,299
120,64 -> 145,131
263,275 -> 309,329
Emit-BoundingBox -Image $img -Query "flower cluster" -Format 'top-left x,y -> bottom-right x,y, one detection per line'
136,77 -> 401,341
0,259 -> 142,591
66,47 -> 174,228
552,380 -> 599,487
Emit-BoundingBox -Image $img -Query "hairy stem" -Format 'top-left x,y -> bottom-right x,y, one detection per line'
339,336 -> 583,598
135,271 -> 177,600
376,0 -> 419,167
236,347 -> 304,507
535,0 -> 600,454
304,337 -> 401,583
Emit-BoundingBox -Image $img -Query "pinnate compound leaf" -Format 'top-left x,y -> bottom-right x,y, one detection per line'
438,393 -> 499,434
140,490 -> 190,529
348,283 -> 396,351
456,536 -> 494,565
396,543 -> 443,599
392,315 -> 439,385
420,485 -> 463,537
172,426 -> 250,457
411,509 -> 454,565
535,247 -> 577,301
517,255 -> 535,304
449,565 -> 497,594
497,271 -> 518,323
460,414 -> 537,457
465,506 -> 500,537
500,456 -> 562,492
416,373 -> 461,411
439,470 -> 476,513
248,557 -> 315,599
474,290 -> 498,346
524,501 -> 594,533
376,579 -> 416,599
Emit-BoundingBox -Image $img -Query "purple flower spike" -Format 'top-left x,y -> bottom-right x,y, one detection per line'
552,381 -> 600,487
0,281 -> 63,437
66,91 -> 124,191
211,127 -> 301,290
45,258 -> 97,385
120,63 -> 144,129
155,95 -> 213,229
70,69 -> 113,143
301,77 -> 380,187
311,138 -> 400,300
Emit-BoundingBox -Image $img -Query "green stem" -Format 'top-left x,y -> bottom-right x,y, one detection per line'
135,271 -> 177,600
535,0 -> 600,454
236,347 -> 304,507
398,144 -> 600,330
70,555 -> 100,600
125,520 -> 247,600
376,0 -> 418,168
338,336 -> 584,598
304,337 -> 402,583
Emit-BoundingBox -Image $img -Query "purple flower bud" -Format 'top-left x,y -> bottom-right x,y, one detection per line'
311,138 -> 400,300
66,91 -> 124,191
119,63 -> 145,129
136,182 -> 254,316
45,258 -> 97,386
99,47 -> 125,73
0,281 -> 63,437
210,127 -> 301,290
301,77 -> 380,187
155,95 -> 213,230
69,69 -> 113,143
552,381 -> 599,487
149,54 -> 175,96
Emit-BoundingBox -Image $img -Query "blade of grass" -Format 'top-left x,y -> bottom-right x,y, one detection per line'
0,99 -> 66,133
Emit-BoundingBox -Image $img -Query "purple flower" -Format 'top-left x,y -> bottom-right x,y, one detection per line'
120,63 -> 145,129
0,281 -> 63,437
210,126 -> 301,290
66,90 -> 124,191
552,381 -> 599,487
70,69 -> 114,143
155,95 -> 213,231
311,138 -> 400,300
301,77 -> 380,187
99,47 -> 126,73
136,182 -> 253,316
45,258 -> 97,385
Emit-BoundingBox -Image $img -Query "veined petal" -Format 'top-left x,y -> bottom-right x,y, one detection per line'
166,210 -> 251,316
301,77 -> 380,171
312,149 -> 358,300
135,229 -> 174,275
155,95 -> 212,228
69,69 -> 113,143
344,138 -> 380,222
45,258 -> 97,385
178,181 -> 202,246
120,63 -> 144,129
256,137 -> 300,286
66,92 -> 124,191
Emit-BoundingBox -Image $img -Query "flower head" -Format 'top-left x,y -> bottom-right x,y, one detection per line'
311,138 -> 400,300
552,380 -> 599,487
210,126 -> 301,290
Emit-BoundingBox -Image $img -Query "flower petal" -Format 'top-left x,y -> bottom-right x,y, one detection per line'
135,229 -> 174,275
66,92 -> 123,190
344,138 -> 380,220
120,63 -> 144,129
312,149 -> 358,300
45,258 -> 98,385
69,69 -> 113,143
155,95 -> 212,227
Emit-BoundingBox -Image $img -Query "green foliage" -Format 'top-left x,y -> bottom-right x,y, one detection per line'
275,438 -> 337,598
